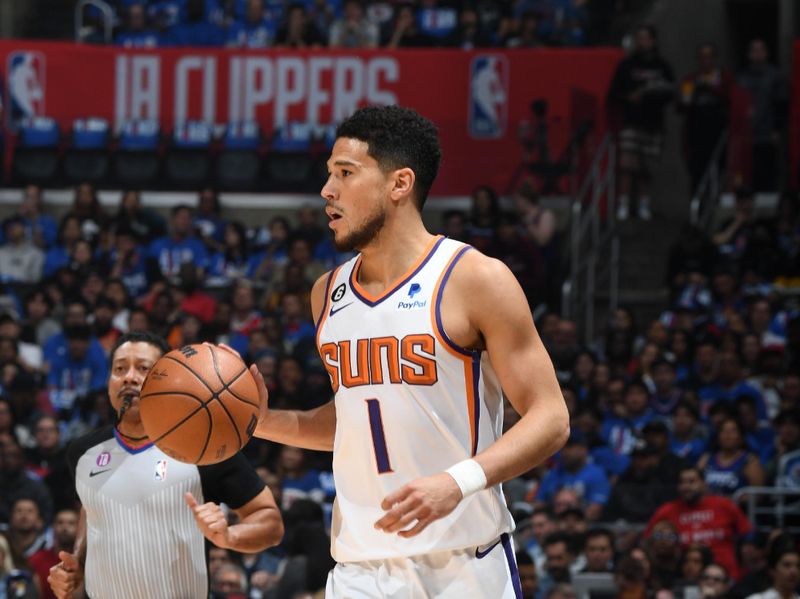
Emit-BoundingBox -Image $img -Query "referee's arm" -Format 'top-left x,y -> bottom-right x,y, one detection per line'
228,488 -> 284,551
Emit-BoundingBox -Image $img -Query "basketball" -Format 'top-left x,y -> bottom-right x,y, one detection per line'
139,344 -> 260,465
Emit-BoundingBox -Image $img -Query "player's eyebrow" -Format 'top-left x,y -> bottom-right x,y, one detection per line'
330,159 -> 360,169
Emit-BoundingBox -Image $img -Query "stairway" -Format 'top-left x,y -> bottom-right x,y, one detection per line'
594,218 -> 684,333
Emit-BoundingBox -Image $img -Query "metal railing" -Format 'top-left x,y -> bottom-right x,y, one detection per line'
689,130 -> 729,231
75,0 -> 114,44
561,134 -> 618,346
732,486 -> 800,534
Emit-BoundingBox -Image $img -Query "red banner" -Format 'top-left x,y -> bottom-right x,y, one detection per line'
1,41 -> 622,195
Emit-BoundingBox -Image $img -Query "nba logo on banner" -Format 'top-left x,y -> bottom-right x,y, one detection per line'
154,460 -> 168,481
6,51 -> 46,126
468,55 -> 508,139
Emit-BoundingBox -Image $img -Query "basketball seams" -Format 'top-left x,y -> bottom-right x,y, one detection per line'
207,346 -> 259,409
205,344 -> 244,455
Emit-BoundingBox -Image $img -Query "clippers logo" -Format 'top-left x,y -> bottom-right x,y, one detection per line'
154,459 -> 168,481
468,55 -> 508,139
96,451 -> 111,467
6,51 -> 46,125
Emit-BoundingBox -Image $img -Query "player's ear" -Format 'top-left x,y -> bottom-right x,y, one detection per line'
390,167 -> 415,203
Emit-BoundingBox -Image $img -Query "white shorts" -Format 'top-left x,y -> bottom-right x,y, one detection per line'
325,533 -> 522,599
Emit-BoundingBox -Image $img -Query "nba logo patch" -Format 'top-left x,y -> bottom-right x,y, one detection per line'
6,51 -> 46,126
154,460 -> 168,481
96,451 -> 111,467
468,55 -> 509,139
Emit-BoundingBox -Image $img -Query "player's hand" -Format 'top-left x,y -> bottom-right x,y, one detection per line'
185,492 -> 233,549
47,551 -> 83,599
374,472 -> 462,538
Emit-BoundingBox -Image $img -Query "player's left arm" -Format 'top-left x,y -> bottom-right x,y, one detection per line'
375,252 -> 569,537
185,487 -> 283,552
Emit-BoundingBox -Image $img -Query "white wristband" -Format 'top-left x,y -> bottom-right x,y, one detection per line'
445,459 -> 487,499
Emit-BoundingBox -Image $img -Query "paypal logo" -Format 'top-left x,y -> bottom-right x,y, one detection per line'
396,299 -> 427,311
408,283 -> 421,298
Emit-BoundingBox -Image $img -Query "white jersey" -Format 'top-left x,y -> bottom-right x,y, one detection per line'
316,236 -> 514,563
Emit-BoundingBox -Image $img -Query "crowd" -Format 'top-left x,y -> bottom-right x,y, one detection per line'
84,0 -> 613,49
0,175 -> 797,598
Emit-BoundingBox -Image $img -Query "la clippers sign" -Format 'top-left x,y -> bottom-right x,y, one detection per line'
0,41 -> 621,194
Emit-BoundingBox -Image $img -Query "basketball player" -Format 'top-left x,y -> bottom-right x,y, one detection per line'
252,105 -> 570,597
47,331 -> 283,599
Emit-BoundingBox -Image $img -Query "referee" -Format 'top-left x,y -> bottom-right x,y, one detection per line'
47,332 -> 283,599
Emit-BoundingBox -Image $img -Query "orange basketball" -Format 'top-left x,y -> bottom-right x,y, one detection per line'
139,344 -> 260,465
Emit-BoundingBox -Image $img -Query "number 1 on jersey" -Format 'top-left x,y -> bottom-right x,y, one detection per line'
365,399 -> 393,474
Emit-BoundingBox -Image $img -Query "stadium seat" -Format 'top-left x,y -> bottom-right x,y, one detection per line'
165,120 -> 213,188
266,122 -> 327,192
12,117 -> 60,184
113,119 -> 161,187
216,121 -> 261,191
64,117 -> 111,184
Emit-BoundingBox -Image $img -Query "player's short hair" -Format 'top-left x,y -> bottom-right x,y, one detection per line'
336,105 -> 442,211
109,331 -> 170,363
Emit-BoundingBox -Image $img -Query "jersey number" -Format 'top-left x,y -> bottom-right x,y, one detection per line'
366,399 -> 393,474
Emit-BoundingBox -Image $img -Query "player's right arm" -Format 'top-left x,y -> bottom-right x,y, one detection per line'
253,272 -> 336,451
47,506 -> 86,599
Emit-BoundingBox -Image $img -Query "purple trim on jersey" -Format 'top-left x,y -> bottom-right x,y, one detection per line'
314,269 -> 336,332
349,236 -> 446,307
471,354 -> 481,456
434,245 -> 478,358
113,428 -> 154,454
366,399 -> 393,474
501,532 -> 523,599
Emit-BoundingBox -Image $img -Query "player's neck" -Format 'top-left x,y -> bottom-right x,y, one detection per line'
357,219 -> 435,288
116,420 -> 149,444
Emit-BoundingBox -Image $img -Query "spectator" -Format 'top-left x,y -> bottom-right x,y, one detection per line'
526,506 -> 558,574
736,394 -> 775,461
148,204 -> 209,279
111,190 -> 166,244
416,0 -> 457,40
541,532 -> 576,595
745,545 -> 799,599
669,401 -> 708,465
45,323 -> 108,425
173,262 -> 217,324
536,431 -> 610,521
650,357 -> 684,416
115,2 -> 161,47
385,3 -> 432,48
18,185 -> 57,250
329,0 -> 379,48
642,419 -> 686,486
678,43 -> 734,191
615,553 -> 649,599
27,508 -> 78,599
43,216 -> 82,279
771,410 -> 800,488
697,350 -> 767,422
442,5 -> 493,48
646,519 -> 682,591
20,290 -> 60,349
608,24 -> 675,221
737,39 -> 788,192
193,187 -> 226,254
730,534 -> 771,599
602,379 -> 655,457
678,544 -> 715,589
646,466 -> 752,580
546,583 -> 577,599
488,213 -> 546,310
700,563 -> 733,599
505,11 -> 546,48
108,226 -> 150,300
603,438 -> 674,524
167,0 -> 226,46
210,562 -> 248,598
698,417 -> 765,497
24,415 -> 75,512
274,4 -> 324,48
63,184 -> 108,247
277,446 -> 327,511
208,221 -> 259,286
0,217 -> 44,284
713,187 -> 758,261
582,528 -> 615,574
5,497 -> 47,559
466,185 -> 500,254
517,550 -> 540,599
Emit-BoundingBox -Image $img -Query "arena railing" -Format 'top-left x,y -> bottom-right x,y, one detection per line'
561,133 -> 619,346
732,486 -> 800,534
689,130 -> 729,231
75,0 -> 114,44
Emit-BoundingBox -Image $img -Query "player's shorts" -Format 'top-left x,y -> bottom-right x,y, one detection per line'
325,533 -> 522,599
618,127 -> 663,172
